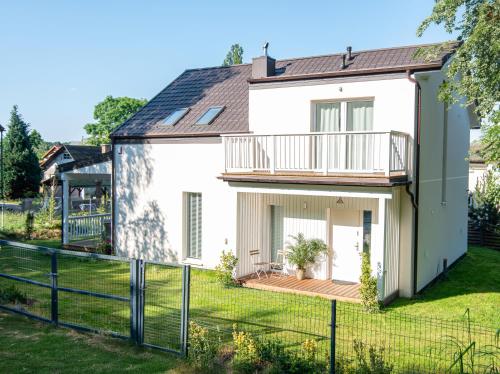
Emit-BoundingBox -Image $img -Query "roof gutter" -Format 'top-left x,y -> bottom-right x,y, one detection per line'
248,64 -> 443,84
406,70 -> 421,296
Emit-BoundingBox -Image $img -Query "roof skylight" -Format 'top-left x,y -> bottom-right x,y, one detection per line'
195,106 -> 225,125
162,108 -> 189,126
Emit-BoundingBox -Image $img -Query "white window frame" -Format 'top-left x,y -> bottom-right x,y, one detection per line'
311,98 -> 375,132
183,192 -> 202,260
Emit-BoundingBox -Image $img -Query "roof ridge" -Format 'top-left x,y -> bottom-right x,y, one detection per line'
182,41 -> 457,72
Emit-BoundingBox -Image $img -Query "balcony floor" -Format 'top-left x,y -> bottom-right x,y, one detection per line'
239,272 -> 360,302
220,172 -> 409,187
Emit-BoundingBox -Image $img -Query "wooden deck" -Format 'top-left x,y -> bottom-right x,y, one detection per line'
240,273 -> 360,302
63,239 -> 99,251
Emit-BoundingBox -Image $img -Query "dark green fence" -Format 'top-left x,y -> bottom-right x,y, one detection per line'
0,240 -> 498,373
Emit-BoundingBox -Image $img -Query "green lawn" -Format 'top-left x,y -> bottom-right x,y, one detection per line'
0,311 -> 191,374
0,243 -> 498,373
388,246 -> 500,326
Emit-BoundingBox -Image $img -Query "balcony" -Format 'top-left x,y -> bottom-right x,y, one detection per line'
222,131 -> 411,185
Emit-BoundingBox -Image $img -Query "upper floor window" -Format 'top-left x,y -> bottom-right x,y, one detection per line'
63,152 -> 72,160
195,106 -> 224,125
162,108 -> 189,126
313,100 -> 373,132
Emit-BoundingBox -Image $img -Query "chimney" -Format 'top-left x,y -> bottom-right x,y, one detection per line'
252,42 -> 276,79
101,144 -> 111,154
347,46 -> 352,60
341,54 -> 347,69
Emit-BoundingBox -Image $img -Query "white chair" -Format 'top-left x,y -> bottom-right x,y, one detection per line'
269,250 -> 287,277
249,250 -> 269,279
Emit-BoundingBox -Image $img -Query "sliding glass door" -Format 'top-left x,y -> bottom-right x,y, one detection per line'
313,100 -> 374,172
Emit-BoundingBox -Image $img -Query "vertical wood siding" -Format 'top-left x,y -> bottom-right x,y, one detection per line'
383,188 -> 401,298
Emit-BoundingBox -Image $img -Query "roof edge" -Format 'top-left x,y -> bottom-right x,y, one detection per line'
248,63 -> 444,84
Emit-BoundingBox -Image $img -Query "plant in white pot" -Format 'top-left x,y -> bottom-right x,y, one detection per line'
286,233 -> 328,280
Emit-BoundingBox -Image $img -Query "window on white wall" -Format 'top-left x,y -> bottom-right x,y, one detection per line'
313,100 -> 374,132
347,101 -> 374,131
186,192 -> 202,259
314,103 -> 341,132
270,205 -> 284,262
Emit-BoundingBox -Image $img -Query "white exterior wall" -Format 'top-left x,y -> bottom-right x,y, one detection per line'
249,76 -> 416,136
415,70 -> 470,291
114,141 -> 237,267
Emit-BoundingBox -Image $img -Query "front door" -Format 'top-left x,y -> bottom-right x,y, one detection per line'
331,210 -> 361,283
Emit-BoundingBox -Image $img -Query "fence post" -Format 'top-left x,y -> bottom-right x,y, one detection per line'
330,299 -> 337,374
50,252 -> 58,325
138,259 -> 145,345
130,259 -> 138,343
180,264 -> 191,358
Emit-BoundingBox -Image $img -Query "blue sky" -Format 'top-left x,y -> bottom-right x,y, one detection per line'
0,0 -> 454,142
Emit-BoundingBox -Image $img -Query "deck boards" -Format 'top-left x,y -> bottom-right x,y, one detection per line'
240,273 -> 360,303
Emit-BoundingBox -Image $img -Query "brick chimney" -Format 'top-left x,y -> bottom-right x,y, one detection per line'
101,144 -> 112,154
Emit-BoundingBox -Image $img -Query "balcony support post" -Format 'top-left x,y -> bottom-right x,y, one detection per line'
385,132 -> 391,177
322,134 -> 328,175
270,135 -> 276,174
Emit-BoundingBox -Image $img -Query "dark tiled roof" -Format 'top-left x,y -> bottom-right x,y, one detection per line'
40,144 -> 103,169
65,145 -> 103,161
58,151 -> 112,172
112,42 -> 456,138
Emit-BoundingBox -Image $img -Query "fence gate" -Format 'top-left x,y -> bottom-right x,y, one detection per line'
136,260 -> 189,355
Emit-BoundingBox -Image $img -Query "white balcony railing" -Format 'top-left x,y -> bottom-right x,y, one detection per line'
223,131 -> 410,177
68,213 -> 111,242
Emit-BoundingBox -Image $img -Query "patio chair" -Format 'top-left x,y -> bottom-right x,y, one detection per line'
269,250 -> 287,277
249,250 -> 269,279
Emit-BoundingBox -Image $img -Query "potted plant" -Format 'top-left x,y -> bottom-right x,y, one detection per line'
286,233 -> 328,280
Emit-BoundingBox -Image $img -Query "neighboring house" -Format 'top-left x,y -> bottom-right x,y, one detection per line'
57,148 -> 112,246
111,42 -> 472,302
40,144 -> 105,198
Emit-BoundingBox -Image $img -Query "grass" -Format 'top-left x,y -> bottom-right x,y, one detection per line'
0,242 -> 498,372
388,246 -> 500,326
0,311 -> 191,374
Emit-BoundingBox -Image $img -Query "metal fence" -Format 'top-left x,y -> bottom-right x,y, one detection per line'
0,240 -> 498,373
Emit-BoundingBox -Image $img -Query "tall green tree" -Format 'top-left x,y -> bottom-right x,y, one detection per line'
84,96 -> 147,145
29,129 -> 53,159
222,44 -> 244,66
4,106 -> 41,198
417,0 -> 500,165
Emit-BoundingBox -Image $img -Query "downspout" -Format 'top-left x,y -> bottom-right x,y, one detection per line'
406,70 -> 421,296
111,137 -> 116,249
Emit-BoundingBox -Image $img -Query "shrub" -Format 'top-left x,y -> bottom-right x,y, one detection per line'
215,250 -> 239,287
230,326 -> 326,374
232,324 -> 260,373
188,321 -> 219,370
286,233 -> 328,271
0,285 -> 28,304
469,170 -> 500,232
24,212 -> 34,240
352,340 -> 393,374
359,252 -> 380,313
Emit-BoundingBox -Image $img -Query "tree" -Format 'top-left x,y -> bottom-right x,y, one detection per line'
417,0 -> 500,165
4,106 -> 41,198
359,252 -> 379,313
84,96 -> 147,145
222,44 -> 244,66
29,129 -> 52,159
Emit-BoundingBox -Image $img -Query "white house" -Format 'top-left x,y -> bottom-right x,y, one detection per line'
111,42 -> 472,302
